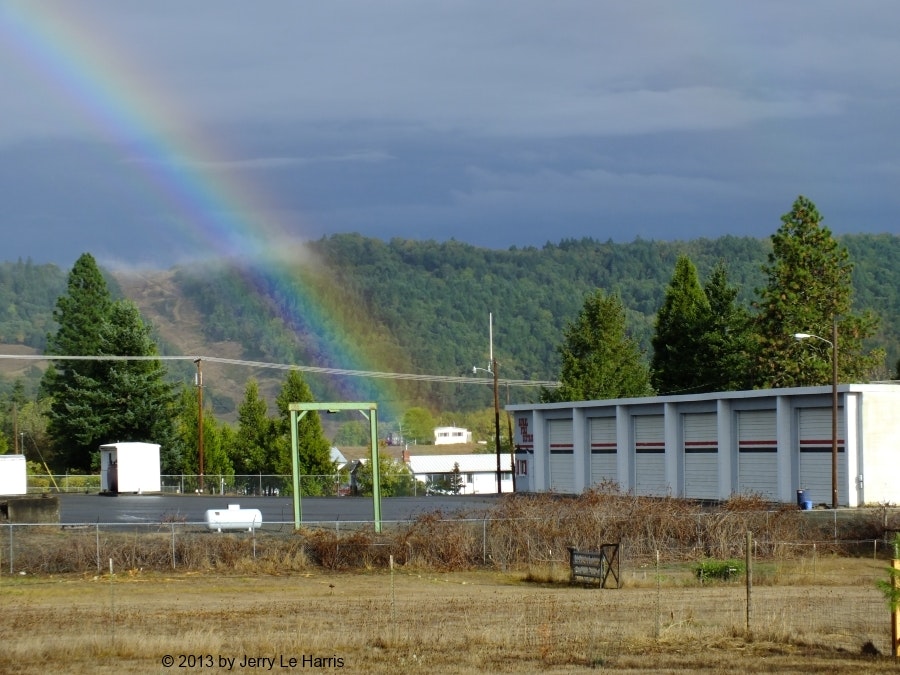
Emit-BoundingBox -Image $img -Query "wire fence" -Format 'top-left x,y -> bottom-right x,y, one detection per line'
26,474 -> 352,496
1,516 -> 896,655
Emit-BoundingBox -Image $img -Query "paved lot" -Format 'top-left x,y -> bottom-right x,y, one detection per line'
57,493 -> 500,528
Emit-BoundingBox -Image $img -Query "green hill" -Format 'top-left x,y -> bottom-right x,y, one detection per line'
1,233 -> 898,423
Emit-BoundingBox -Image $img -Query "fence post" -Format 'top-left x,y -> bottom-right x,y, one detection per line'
745,530 -> 753,637
892,547 -> 899,658
8,523 -> 12,574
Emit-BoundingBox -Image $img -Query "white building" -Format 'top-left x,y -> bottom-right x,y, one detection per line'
407,453 -> 513,494
100,442 -> 161,494
433,426 -> 473,445
508,384 -> 900,507
0,454 -> 27,495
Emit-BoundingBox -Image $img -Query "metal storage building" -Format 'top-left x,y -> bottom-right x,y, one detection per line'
100,442 -> 161,494
508,384 -> 900,506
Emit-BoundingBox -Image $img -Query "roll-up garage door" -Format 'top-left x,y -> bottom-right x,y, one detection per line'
589,417 -> 617,487
737,410 -> 777,498
634,415 -> 665,496
548,419 -> 575,493
683,412 -> 718,500
798,407 -> 846,505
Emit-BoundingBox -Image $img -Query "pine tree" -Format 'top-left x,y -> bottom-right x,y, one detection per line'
543,290 -> 652,402
650,255 -> 710,394
754,196 -> 882,388
232,379 -> 272,474
43,254 -> 115,470
93,301 -> 176,449
273,370 -> 335,494
696,262 -> 753,392
171,385 -> 233,488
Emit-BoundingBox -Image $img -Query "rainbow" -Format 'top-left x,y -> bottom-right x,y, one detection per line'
0,3 -> 407,418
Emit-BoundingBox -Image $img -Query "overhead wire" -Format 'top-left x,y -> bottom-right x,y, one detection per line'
0,353 -> 560,388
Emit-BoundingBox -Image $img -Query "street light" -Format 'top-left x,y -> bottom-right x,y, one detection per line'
473,312 -> 502,494
793,318 -> 839,508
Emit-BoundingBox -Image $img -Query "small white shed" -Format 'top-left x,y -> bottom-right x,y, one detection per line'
100,442 -> 161,494
0,454 -> 27,495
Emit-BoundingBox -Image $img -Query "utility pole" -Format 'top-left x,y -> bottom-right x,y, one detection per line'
195,358 -> 204,493
472,312 -> 503,494
489,313 -> 501,495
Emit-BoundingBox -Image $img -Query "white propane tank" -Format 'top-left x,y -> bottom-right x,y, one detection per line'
205,504 -> 262,532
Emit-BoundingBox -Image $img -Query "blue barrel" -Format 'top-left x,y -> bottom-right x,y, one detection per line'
802,500 -> 813,511
796,489 -> 806,507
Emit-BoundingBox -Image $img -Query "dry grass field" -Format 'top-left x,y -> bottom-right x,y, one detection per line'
0,558 -> 896,675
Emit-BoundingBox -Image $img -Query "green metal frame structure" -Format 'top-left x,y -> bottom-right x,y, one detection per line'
288,401 -> 382,533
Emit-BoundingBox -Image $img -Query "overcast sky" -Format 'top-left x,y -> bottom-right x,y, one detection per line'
2,1 -> 899,269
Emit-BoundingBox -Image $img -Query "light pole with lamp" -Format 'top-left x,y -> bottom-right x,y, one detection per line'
473,312 -> 502,494
794,317 -> 839,508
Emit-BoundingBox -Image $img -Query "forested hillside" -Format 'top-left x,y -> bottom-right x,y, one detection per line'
1,233 -> 898,417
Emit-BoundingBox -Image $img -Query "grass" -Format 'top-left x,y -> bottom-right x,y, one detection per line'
3,491 -> 898,672
0,560 -> 896,674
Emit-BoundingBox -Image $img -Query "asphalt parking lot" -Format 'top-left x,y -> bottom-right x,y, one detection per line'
56,492 -> 501,528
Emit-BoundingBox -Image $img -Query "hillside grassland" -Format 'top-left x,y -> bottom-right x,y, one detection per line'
0,562 -> 896,674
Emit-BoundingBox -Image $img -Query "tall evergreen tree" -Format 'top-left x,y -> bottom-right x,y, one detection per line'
93,301 -> 176,448
650,255 -> 710,394
232,379 -> 273,474
273,370 -> 335,493
754,196 -> 882,388
171,385 -> 233,487
696,261 -> 754,391
543,290 -> 652,402
43,253 -> 115,470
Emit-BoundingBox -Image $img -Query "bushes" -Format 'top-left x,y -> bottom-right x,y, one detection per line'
4,489 -> 891,576
695,558 -> 746,582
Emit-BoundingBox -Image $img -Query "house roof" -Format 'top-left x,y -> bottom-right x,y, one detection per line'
330,447 -> 347,465
407,453 -> 503,474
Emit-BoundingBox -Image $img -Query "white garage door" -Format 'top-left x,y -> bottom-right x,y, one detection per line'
683,412 -> 718,500
798,407 -> 846,505
589,416 -> 618,487
548,419 -> 575,494
737,410 -> 778,499
634,415 -> 666,496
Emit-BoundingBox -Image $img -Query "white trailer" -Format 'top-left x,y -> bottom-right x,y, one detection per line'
0,454 -> 27,495
99,442 -> 161,494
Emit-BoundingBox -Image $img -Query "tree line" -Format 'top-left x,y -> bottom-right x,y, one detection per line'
0,196 -> 897,472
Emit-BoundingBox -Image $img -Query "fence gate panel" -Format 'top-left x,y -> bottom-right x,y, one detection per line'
737,410 -> 778,499
634,415 -> 666,496
589,416 -> 618,487
683,412 -> 718,500
798,407 -> 846,505
548,419 -> 575,494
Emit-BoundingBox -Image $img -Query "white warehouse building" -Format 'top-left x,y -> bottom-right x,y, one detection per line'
508,384 -> 900,507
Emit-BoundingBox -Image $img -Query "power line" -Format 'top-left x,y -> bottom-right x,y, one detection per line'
0,353 -> 560,388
